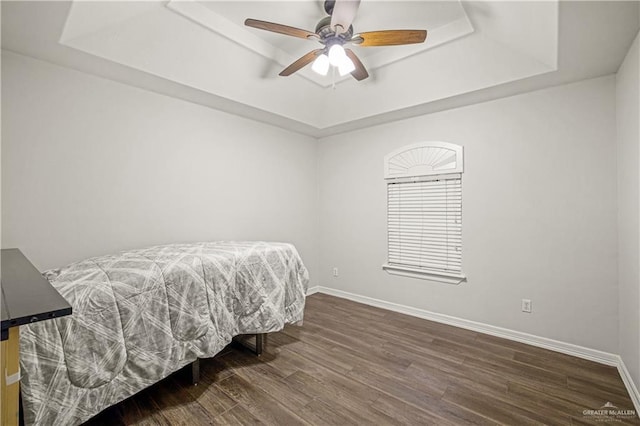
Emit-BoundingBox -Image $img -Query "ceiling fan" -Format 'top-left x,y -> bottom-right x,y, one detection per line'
245,0 -> 427,81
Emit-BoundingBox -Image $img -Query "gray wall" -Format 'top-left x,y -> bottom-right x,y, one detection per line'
318,76 -> 619,353
1,51 -> 319,285
1,46 -> 634,366
617,32 -> 640,388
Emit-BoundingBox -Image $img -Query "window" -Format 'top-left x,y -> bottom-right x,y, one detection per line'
383,142 -> 466,284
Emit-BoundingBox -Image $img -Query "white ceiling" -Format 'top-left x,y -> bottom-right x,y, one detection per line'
2,1 -> 639,136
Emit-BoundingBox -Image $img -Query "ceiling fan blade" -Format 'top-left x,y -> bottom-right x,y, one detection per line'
245,18 -> 317,40
279,49 -> 324,76
353,30 -> 427,47
345,49 -> 368,81
331,0 -> 360,35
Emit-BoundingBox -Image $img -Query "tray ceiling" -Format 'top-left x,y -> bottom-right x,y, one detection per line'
2,1 -> 639,136
57,0 -> 557,128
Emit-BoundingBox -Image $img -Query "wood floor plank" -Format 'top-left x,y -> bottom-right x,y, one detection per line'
567,376 -> 636,406
213,404 -> 262,425
433,336 -> 516,361
182,378 -> 237,418
446,378 -> 571,425
443,384 -> 559,425
216,350 -> 313,410
463,352 -> 568,387
368,393 -> 456,426
381,338 -> 466,365
507,381 -> 601,424
215,374 -> 309,426
346,365 -> 448,416
383,312 -> 479,342
142,379 -> 212,426
268,346 -> 385,407
287,320 -> 427,378
309,293 -> 388,319
303,305 -> 435,347
270,330 -> 354,374
298,397 -> 364,426
283,370 -> 399,425
509,377 -> 637,419
409,359 -> 511,396
473,332 -> 586,363
432,399 -> 502,426
513,351 -> 623,387
83,294 -> 639,425
301,320 -> 402,362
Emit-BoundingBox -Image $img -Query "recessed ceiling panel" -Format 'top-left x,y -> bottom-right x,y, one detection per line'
168,0 -> 475,87
57,0 -> 559,129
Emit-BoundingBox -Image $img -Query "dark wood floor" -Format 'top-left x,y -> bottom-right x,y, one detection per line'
86,293 -> 639,425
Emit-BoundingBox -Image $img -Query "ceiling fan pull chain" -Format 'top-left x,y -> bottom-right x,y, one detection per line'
332,66 -> 336,90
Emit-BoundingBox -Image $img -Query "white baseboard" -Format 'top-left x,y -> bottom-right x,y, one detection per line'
306,285 -> 320,296
308,285 -> 640,412
618,357 -> 640,413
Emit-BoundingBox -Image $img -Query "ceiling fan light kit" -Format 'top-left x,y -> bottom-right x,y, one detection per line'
328,44 -> 346,66
244,0 -> 427,82
326,44 -> 355,76
312,54 -> 330,76
337,58 -> 356,76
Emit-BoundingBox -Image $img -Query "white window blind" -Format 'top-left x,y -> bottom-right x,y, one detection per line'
387,175 -> 462,274
383,141 -> 465,283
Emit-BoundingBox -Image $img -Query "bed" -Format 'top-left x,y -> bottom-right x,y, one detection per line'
18,241 -> 309,426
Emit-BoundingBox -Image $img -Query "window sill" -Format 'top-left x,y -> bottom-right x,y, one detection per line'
382,264 -> 466,285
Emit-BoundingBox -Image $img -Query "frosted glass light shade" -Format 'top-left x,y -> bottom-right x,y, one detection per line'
338,57 -> 355,76
312,54 -> 330,75
328,44 -> 347,66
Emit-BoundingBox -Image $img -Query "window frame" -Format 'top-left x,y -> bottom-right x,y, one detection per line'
382,141 -> 466,284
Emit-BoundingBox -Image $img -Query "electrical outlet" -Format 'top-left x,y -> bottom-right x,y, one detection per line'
522,299 -> 532,313
332,267 -> 339,277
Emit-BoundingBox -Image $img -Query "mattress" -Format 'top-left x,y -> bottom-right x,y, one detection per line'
19,241 -> 309,426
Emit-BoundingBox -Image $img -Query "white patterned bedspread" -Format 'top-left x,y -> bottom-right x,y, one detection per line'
19,241 -> 309,426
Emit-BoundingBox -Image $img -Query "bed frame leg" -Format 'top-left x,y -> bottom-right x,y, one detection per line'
255,333 -> 265,356
232,333 -> 267,356
191,358 -> 200,386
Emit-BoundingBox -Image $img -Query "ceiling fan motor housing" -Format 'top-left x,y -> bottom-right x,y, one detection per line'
315,16 -> 353,46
